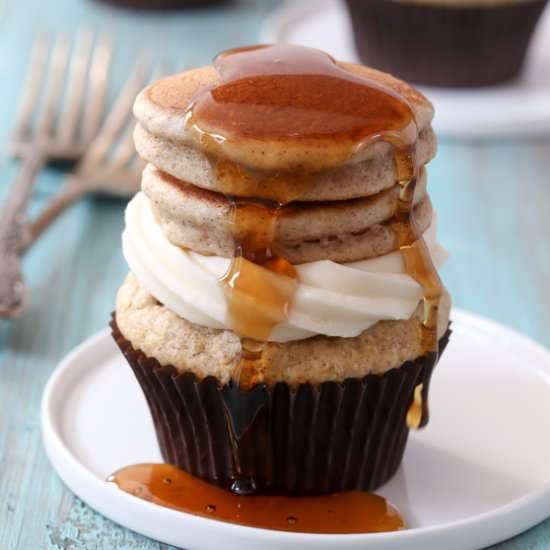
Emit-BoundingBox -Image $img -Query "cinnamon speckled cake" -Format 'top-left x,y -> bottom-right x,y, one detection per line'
112,43 -> 451,495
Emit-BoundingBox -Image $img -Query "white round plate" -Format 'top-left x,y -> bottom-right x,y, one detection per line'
261,0 -> 550,139
42,309 -> 550,550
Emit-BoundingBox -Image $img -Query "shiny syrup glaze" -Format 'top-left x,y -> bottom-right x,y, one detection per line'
187,44 -> 416,156
185,44 -> 439,390
407,383 -> 424,429
392,175 -> 442,428
108,464 -> 405,534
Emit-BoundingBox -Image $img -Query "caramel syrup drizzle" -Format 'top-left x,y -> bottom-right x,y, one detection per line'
108,45 -> 442,528
108,463 -> 405,534
407,383 -> 424,429
185,44 -> 440,393
383,141 -> 442,428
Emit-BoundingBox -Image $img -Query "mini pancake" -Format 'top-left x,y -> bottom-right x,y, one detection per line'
134,122 -> 437,202
133,58 -> 434,174
142,164 -> 432,264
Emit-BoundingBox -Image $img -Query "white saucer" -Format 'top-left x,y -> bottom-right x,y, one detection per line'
261,0 -> 550,139
41,309 -> 550,550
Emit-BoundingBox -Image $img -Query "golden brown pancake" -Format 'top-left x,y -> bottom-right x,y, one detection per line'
141,164 -> 432,264
133,60 -> 434,174
134,123 -> 437,202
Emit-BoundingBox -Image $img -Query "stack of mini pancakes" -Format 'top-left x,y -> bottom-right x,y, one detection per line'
112,47 -> 451,494
132,79 -> 436,265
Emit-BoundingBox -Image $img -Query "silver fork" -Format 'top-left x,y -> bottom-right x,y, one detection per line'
28,62 -> 151,248
0,30 -> 112,317
0,63 -> 156,318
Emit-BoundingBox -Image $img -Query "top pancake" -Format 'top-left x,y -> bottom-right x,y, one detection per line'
134,54 -> 435,178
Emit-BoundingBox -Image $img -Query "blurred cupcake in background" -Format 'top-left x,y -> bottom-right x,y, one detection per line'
344,0 -> 549,87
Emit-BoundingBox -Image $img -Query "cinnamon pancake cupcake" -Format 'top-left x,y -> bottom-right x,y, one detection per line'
345,0 -> 549,86
112,44 -> 452,495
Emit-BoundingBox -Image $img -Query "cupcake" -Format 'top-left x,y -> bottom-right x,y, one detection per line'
345,0 -> 549,87
112,43 -> 451,495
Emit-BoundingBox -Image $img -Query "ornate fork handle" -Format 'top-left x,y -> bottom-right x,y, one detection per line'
0,152 -> 45,317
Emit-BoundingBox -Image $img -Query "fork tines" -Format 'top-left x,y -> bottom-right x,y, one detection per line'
11,29 -> 112,160
77,62 -> 171,193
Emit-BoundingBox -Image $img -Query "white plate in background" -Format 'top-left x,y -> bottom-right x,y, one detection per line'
42,309 -> 550,550
261,0 -> 550,139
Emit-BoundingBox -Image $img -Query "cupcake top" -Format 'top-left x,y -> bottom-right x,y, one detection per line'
121,190 -> 446,342
116,272 -> 451,385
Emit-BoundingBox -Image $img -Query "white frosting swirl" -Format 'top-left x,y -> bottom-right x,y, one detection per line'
122,192 -> 447,342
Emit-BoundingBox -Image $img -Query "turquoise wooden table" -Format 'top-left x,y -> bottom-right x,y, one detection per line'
1,1 -> 549,548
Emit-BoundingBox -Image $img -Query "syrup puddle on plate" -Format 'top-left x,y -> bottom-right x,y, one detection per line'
108,463 -> 405,534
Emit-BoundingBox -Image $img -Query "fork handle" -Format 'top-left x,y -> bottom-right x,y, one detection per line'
0,152 -> 45,317
26,175 -> 88,247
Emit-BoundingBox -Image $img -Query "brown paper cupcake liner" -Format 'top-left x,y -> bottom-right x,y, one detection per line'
344,0 -> 548,87
111,316 -> 451,495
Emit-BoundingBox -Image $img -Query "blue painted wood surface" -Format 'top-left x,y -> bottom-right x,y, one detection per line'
0,0 -> 549,548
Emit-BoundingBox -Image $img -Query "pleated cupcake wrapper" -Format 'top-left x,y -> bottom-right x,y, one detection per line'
344,0 -> 548,87
111,317 -> 451,495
